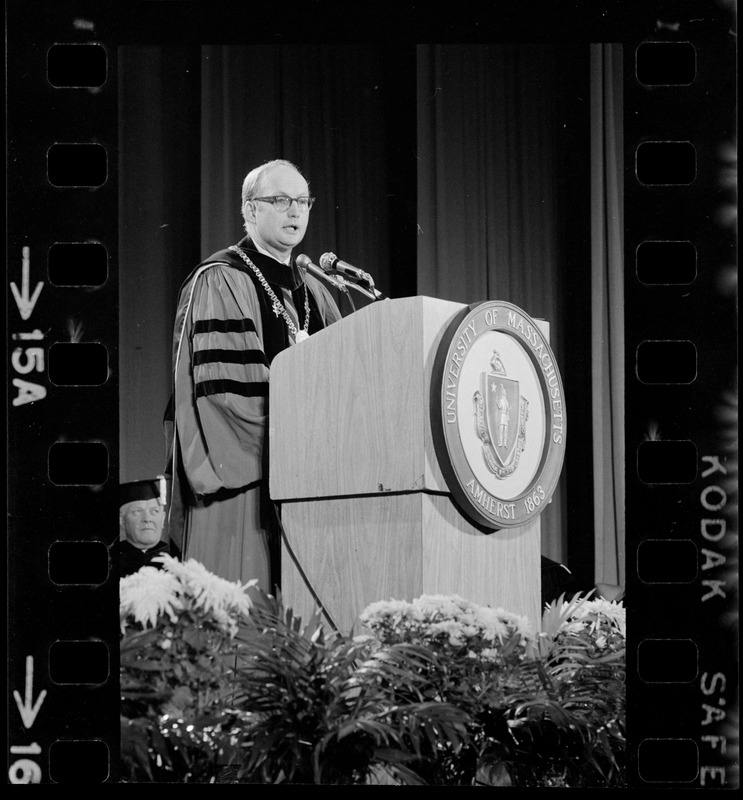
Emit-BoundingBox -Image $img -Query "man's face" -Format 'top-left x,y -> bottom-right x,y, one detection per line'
120,498 -> 165,549
245,164 -> 311,260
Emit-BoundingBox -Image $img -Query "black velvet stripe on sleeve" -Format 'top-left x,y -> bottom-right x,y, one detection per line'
193,349 -> 270,367
195,379 -> 269,399
193,319 -> 258,335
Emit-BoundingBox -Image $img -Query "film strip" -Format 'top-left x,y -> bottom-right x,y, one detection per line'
7,3 -> 119,785
624,19 -> 738,787
6,0 -> 738,787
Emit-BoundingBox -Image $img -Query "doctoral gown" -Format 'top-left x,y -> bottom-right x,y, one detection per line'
166,237 -> 342,590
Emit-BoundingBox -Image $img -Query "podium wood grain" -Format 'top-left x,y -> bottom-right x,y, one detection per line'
269,296 -> 465,500
270,297 -> 542,634
280,494 -> 540,635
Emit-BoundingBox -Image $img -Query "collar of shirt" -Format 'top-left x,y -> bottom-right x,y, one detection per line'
251,239 -> 291,266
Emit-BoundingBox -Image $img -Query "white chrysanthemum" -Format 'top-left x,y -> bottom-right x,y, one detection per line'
153,554 -> 256,634
569,597 -> 626,638
360,598 -> 416,626
426,619 -> 468,646
488,607 -> 535,642
119,556 -> 257,636
469,607 -> 507,642
120,566 -> 183,631
361,593 -> 536,651
414,594 -> 474,620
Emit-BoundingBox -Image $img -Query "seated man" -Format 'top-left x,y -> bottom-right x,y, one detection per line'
117,477 -> 181,577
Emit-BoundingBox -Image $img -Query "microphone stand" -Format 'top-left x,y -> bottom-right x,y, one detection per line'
297,258 -> 358,313
342,279 -> 383,302
326,272 -> 357,312
297,254 -> 386,311
323,268 -> 385,302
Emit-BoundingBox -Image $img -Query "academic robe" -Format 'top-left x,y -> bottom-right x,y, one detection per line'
166,237 -> 342,591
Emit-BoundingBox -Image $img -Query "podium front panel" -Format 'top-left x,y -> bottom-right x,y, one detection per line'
280,493 -> 540,635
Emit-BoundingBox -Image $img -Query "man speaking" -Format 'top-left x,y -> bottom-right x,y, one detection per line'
166,159 -> 342,592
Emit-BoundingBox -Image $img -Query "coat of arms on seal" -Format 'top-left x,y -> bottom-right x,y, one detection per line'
431,300 -> 566,530
473,350 -> 529,478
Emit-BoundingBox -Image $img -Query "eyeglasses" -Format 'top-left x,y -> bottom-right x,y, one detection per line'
250,195 -> 315,213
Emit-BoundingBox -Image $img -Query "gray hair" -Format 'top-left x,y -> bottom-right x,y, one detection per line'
240,159 -> 306,232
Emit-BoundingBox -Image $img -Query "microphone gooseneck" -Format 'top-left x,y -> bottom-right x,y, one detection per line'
296,253 -> 349,293
319,252 -> 369,283
321,252 -> 386,301
319,252 -> 386,301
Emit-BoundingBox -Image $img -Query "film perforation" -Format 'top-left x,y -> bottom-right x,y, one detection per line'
48,541 -> 110,586
48,441 -> 109,486
48,242 -> 109,287
636,339 -> 697,384
635,41 -> 697,86
47,43 -> 107,89
638,638 -> 699,683
637,539 -> 698,584
48,739 -> 110,784
48,640 -> 110,686
635,140 -> 697,185
637,439 -> 699,484
47,142 -> 108,188
48,341 -> 109,386
637,738 -> 700,783
636,239 -> 697,285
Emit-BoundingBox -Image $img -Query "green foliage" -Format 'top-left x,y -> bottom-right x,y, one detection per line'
357,591 -> 625,785
120,609 -> 245,782
231,591 -> 470,784
119,567 -> 625,786
496,593 -> 627,787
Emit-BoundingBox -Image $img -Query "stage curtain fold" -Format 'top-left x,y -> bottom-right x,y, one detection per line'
416,44 -> 576,565
199,44 -> 403,293
118,46 -> 202,482
590,43 -> 625,587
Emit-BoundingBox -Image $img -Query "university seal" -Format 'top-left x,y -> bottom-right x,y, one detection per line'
431,300 -> 566,529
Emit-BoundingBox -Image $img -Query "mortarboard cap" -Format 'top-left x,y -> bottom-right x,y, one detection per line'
120,476 -> 168,507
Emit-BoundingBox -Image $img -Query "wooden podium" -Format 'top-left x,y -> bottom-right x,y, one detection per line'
269,297 -> 541,634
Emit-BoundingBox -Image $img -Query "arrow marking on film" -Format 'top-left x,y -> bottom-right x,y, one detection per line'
10,247 -> 44,321
13,656 -> 47,729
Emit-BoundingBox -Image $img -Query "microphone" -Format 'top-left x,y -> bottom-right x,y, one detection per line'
296,253 -> 349,292
319,252 -> 372,284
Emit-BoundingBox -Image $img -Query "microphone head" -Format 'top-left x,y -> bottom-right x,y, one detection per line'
319,252 -> 336,271
295,254 -> 311,270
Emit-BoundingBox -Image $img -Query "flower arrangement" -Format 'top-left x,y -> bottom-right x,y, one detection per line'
359,593 -> 535,652
119,559 -> 625,786
358,592 -> 625,786
119,555 -> 257,782
120,554 -> 256,636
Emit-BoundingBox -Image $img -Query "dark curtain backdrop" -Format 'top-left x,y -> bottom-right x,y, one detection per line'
120,43 -> 611,585
198,44 -> 417,287
416,44 -> 594,573
119,46 -> 201,485
119,44 -> 416,484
